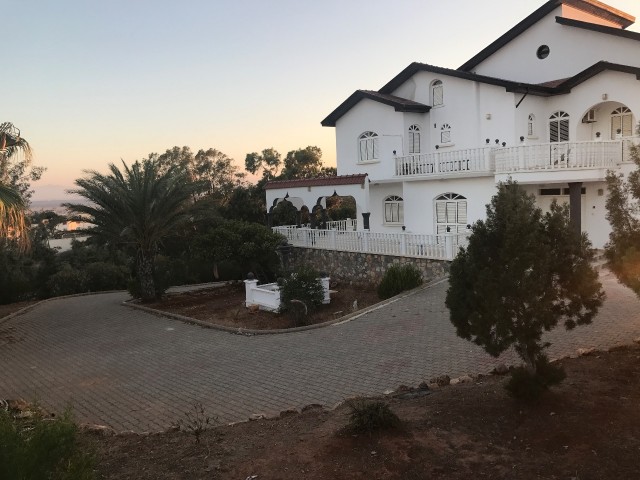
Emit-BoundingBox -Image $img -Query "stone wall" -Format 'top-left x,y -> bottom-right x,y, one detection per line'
281,247 -> 450,285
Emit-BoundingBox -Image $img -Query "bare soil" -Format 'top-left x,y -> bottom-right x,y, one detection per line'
143,282 -> 382,330
87,344 -> 640,479
0,300 -> 38,320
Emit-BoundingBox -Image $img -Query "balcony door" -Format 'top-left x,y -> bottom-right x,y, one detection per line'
549,111 -> 570,165
611,107 -> 633,139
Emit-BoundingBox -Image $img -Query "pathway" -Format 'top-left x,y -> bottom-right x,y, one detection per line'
0,270 -> 638,432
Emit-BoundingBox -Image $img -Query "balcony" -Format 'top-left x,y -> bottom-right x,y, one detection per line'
495,138 -> 638,174
394,147 -> 495,178
393,138 -> 638,182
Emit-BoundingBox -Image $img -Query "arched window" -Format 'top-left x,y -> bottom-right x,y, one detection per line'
358,131 -> 379,162
384,195 -> 403,224
408,124 -> 420,154
440,123 -> 452,144
611,107 -> 633,139
431,80 -> 444,107
527,114 -> 536,138
549,111 -> 569,142
435,193 -> 467,234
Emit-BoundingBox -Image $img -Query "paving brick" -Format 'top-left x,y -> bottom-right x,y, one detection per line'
1,271 -> 639,431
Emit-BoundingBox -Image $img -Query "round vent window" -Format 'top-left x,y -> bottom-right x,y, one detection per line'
536,45 -> 550,59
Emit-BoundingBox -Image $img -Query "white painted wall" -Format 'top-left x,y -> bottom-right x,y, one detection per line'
472,7 -> 640,83
335,100 -> 409,181
403,177 -> 496,235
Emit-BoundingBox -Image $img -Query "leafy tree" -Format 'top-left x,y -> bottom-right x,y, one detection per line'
280,146 -> 333,180
446,181 -> 604,383
605,131 -> 640,296
245,148 -> 282,179
65,159 -> 204,301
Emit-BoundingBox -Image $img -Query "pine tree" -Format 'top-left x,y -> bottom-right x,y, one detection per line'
446,181 -> 604,381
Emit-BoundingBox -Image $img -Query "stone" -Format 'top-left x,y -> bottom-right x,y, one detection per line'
301,403 -> 324,412
431,375 -> 450,387
279,408 -> 298,418
450,378 -> 460,385
249,413 -> 266,421
458,375 -> 473,383
493,363 -> 509,375
577,347 -> 596,356
80,424 -> 116,436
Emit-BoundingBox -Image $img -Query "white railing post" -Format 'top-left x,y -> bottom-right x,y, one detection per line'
363,231 -> 370,253
400,233 -> 407,256
445,234 -> 454,260
330,229 -> 337,249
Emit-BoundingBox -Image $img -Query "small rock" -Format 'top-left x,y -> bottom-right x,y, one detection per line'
550,412 -> 556,416
493,363 -> 509,375
80,424 -> 116,436
249,413 -> 266,421
279,408 -> 298,418
427,383 -> 440,390
450,378 -> 460,385
395,385 -> 411,393
577,347 -> 596,356
458,375 -> 473,384
301,403 -> 323,412
431,375 -> 450,387
247,304 -> 260,314
418,382 -> 430,390
383,389 -> 395,395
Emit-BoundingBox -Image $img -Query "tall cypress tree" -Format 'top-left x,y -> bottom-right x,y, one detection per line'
446,181 -> 604,376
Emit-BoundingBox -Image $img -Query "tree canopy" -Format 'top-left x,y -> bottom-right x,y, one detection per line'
446,181 -> 604,376
605,134 -> 640,296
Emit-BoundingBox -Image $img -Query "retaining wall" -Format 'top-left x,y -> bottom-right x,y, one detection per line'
282,247 -> 450,285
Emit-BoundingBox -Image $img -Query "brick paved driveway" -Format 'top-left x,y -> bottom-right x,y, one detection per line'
1,271 -> 638,432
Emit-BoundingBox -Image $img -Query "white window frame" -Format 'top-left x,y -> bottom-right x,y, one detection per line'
549,111 -> 570,142
408,124 -> 420,154
431,80 -> 444,107
384,195 -> 404,225
527,114 -> 536,138
440,123 -> 452,144
610,107 -> 633,139
435,193 -> 467,234
358,131 -> 379,163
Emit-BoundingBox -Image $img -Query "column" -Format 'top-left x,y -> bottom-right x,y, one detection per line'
568,182 -> 582,236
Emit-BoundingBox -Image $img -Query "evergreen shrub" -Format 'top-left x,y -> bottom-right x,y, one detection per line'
377,263 -> 423,300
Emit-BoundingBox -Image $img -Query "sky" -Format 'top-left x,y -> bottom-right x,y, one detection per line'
4,0 -> 640,200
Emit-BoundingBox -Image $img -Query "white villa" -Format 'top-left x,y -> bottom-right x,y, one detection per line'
266,0 -> 640,259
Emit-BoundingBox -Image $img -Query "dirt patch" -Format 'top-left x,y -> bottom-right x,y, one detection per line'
0,300 -> 38,320
142,282 -> 382,330
87,344 -> 640,479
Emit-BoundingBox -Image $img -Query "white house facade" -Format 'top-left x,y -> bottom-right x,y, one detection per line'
266,0 -> 640,254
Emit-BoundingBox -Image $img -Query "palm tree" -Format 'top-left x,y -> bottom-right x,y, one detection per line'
0,122 -> 33,249
65,159 -> 203,301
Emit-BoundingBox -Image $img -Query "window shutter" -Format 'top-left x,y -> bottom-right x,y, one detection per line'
550,121 -> 559,142
433,85 -> 443,106
413,132 -> 420,153
446,202 -> 456,223
559,119 -> 569,141
373,137 -> 379,159
622,114 -> 633,137
457,201 -> 467,225
436,202 -> 446,223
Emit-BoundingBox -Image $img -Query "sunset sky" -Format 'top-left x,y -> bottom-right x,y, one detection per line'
5,0 -> 640,200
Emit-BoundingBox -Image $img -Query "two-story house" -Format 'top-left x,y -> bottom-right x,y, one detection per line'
265,0 -> 640,251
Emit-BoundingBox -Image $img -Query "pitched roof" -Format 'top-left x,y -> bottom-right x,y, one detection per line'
555,16 -> 640,40
321,90 -> 430,127
458,0 -> 635,72
264,174 -> 368,190
377,62 -> 557,97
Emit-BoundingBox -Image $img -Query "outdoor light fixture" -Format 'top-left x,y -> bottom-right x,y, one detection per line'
520,136 -> 525,142
502,142 -> 507,147
602,93 -> 608,100
486,138 -> 490,144
495,139 -> 500,144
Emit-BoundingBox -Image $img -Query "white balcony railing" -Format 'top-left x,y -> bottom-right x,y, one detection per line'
395,146 -> 495,177
495,138 -> 639,173
273,227 -> 469,261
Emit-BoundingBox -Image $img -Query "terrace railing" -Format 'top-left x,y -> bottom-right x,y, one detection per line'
273,227 -> 469,261
495,138 -> 639,173
395,146 -> 495,177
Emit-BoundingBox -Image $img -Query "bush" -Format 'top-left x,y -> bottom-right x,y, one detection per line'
279,266 -> 325,326
505,355 -> 566,401
377,263 -> 423,300
46,265 -> 88,297
0,408 -> 95,480
84,262 -> 130,291
345,399 -> 401,434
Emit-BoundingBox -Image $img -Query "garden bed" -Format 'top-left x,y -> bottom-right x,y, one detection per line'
142,282 -> 381,330
87,343 -> 640,479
